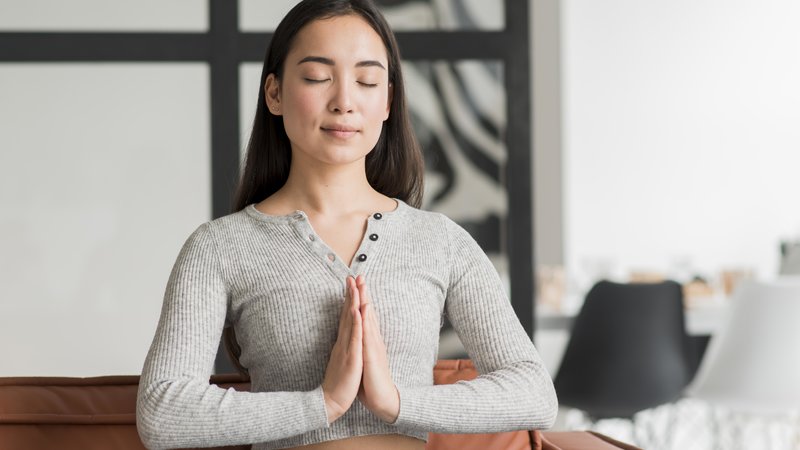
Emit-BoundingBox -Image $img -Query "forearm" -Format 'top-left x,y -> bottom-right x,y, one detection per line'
136,376 -> 329,449
391,359 -> 558,434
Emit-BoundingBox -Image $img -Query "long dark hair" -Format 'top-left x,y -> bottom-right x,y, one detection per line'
231,0 -> 424,213
225,0 -> 425,375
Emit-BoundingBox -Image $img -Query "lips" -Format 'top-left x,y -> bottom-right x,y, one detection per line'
321,125 -> 359,132
321,125 -> 359,139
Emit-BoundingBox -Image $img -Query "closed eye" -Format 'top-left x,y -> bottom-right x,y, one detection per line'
358,82 -> 379,87
303,78 -> 329,83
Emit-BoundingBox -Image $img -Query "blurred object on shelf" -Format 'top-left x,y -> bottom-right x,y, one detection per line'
578,257 -> 616,288
720,268 -> 754,296
628,270 -> 666,283
536,264 -> 565,312
779,240 -> 800,275
668,254 -> 694,283
682,276 -> 715,308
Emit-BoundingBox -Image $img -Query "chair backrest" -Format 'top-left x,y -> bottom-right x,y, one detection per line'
554,280 -> 692,419
685,277 -> 800,413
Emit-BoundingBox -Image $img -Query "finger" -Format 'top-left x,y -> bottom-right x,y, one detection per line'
356,281 -> 379,343
366,303 -> 384,348
358,282 -> 380,331
358,275 -> 370,300
340,277 -> 360,339
337,278 -> 354,337
350,276 -> 361,311
338,315 -> 353,352
347,277 -> 361,318
348,276 -> 356,306
337,303 -> 350,341
351,299 -> 363,350
362,303 -> 378,356
357,277 -> 371,316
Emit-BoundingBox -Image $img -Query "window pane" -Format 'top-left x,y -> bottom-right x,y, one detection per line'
239,0 -> 298,32
0,63 -> 211,376
0,0 -> 207,32
239,0 -> 504,32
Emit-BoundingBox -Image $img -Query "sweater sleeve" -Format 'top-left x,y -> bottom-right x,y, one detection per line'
136,223 -> 329,450
392,215 -> 558,433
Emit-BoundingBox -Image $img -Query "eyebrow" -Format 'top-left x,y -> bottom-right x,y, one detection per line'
297,56 -> 386,70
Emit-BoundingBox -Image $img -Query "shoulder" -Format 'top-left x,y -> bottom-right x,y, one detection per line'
395,201 -> 477,250
207,207 -> 252,230
201,205 -> 272,240
394,200 -> 451,235
174,207 -> 260,256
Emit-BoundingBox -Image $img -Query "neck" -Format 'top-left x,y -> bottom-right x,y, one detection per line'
276,152 -> 381,217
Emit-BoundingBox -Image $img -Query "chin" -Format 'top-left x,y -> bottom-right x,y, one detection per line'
316,144 -> 375,166
327,153 -> 372,166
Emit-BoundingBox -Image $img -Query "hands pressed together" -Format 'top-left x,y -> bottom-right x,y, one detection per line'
321,275 -> 400,424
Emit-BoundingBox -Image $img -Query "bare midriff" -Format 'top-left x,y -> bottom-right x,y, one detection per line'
285,434 -> 426,450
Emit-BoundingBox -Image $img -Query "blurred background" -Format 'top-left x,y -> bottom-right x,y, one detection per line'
1,0 -> 799,449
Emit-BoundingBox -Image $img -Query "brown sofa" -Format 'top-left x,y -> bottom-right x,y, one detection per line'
0,359 -> 640,450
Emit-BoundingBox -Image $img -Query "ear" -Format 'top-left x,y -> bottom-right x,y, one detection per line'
384,82 -> 393,120
264,73 -> 282,116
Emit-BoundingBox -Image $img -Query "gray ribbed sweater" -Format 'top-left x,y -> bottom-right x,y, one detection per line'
136,198 -> 558,450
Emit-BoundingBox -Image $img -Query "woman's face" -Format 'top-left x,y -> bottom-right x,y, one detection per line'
265,14 -> 392,168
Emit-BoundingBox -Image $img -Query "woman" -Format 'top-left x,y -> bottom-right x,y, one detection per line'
136,1 -> 558,449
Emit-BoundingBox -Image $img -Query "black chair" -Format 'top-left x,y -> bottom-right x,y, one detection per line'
553,280 -> 694,446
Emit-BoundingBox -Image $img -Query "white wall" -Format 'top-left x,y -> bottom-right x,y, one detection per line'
0,2 -> 212,378
562,0 -> 800,295
0,64 -> 211,376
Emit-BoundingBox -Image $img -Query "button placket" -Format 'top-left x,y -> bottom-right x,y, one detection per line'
292,212 -> 325,260
292,209 -> 389,278
349,212 -> 386,272
292,213 -> 352,281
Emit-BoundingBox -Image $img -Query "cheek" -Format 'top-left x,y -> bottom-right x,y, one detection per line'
364,92 -> 390,123
282,90 -> 322,129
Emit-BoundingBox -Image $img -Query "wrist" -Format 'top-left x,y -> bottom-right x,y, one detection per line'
322,392 -> 345,424
379,386 -> 400,424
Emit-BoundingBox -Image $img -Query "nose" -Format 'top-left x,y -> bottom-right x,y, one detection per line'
329,79 -> 354,114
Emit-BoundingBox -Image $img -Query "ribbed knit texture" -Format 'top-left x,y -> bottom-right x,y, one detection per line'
136,198 -> 558,450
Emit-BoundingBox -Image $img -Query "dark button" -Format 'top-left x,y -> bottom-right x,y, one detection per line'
373,212 -> 382,220
369,233 -> 378,241
357,254 -> 367,262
